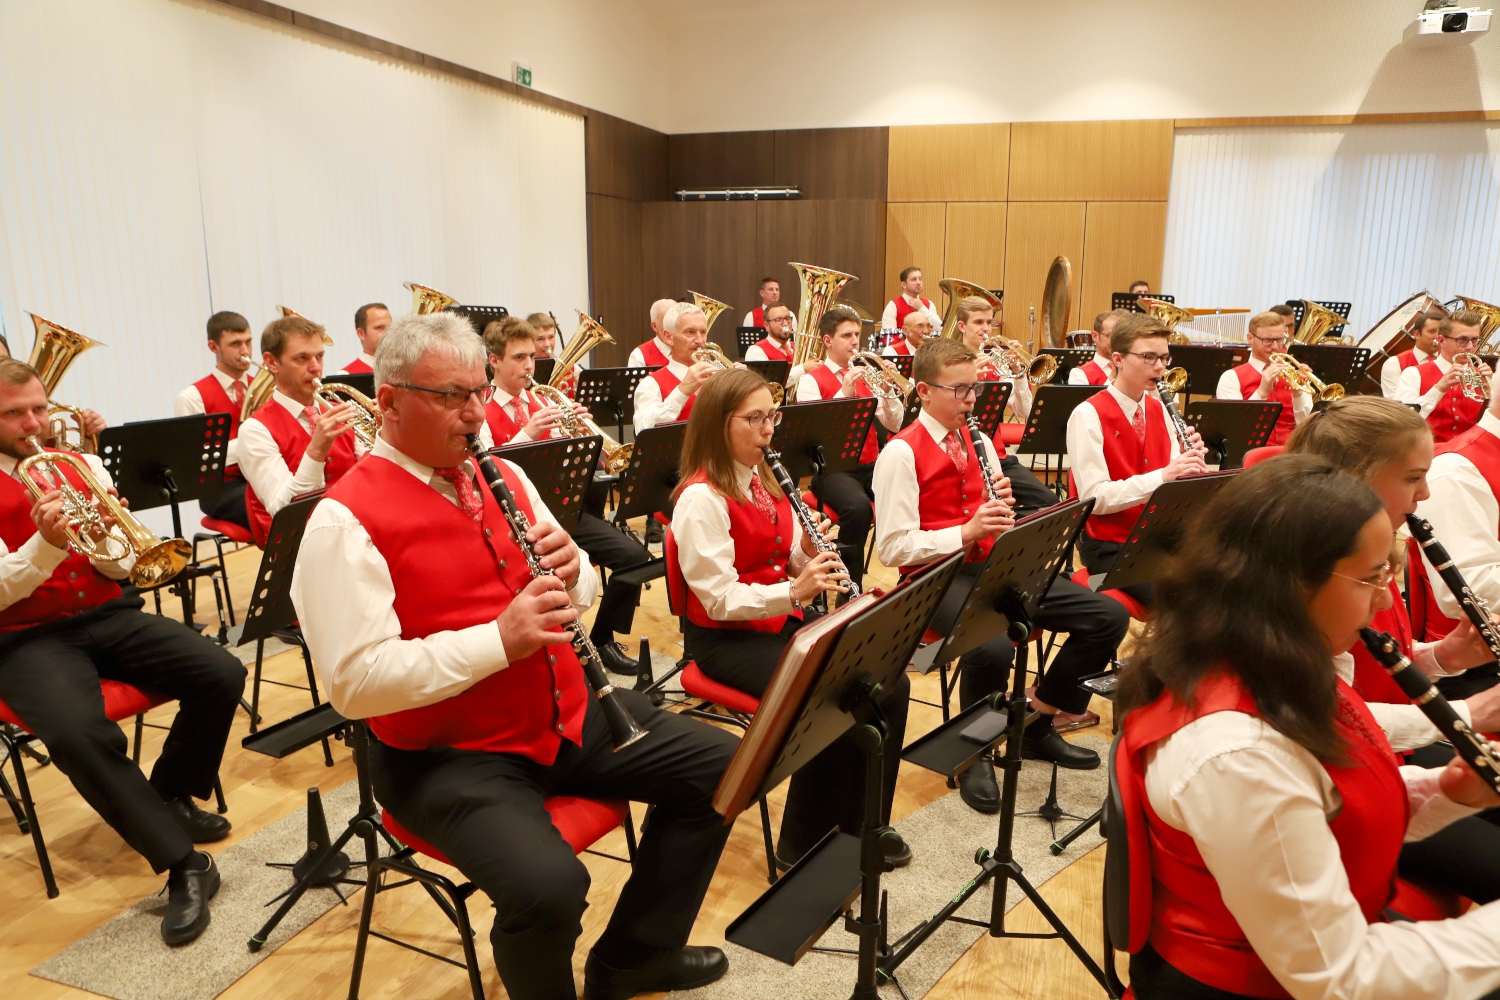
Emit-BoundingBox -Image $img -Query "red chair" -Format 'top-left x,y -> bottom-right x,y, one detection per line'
352,798 -> 634,1000
1241,445 -> 1284,468
997,423 -> 1025,449
0,680 -> 227,898
1071,567 -> 1150,625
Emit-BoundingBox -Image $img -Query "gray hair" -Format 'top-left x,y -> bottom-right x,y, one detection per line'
902,311 -> 932,331
650,298 -> 676,329
664,302 -> 706,335
374,312 -> 485,387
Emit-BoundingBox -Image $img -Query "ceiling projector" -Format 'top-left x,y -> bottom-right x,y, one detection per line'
1405,2 -> 1492,44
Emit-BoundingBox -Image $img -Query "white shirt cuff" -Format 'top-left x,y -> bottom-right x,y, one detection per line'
460,620 -> 510,679
23,532 -> 71,572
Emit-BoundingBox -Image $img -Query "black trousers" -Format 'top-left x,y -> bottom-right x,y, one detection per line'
1001,455 -> 1059,513
809,463 -> 874,586
1398,744 -> 1500,903
573,512 -> 652,643
0,597 -> 246,872
201,475 -> 249,529
1077,532 -> 1154,610
371,690 -> 736,1000
931,565 -> 1128,715
685,614 -> 909,860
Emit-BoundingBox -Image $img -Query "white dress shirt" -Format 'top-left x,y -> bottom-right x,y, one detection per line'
1005,373 -> 1034,423
332,352 -> 376,375
1065,383 -> 1183,515
1332,651 -> 1470,751
873,409 -> 1003,570
0,451 -> 134,610
794,359 -> 903,433
741,309 -> 796,329
1398,354 -> 1454,417
631,358 -> 691,434
175,368 -> 250,467
1216,356 -> 1314,425
1066,353 -> 1114,386
626,336 -> 673,370
1382,348 -> 1435,399
1414,410 -> 1500,621
879,294 -> 941,332
237,390 -> 368,521
744,337 -> 794,364
672,463 -> 811,622
1143,695 -> 1500,1000
291,436 -> 598,721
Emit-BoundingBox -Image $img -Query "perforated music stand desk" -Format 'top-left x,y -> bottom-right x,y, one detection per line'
490,435 -> 603,535
445,304 -> 508,335
1041,347 -> 1093,380
1288,343 -> 1371,391
612,422 -> 688,527
737,326 -> 767,357
1090,472 -> 1237,593
769,398 -> 876,483
1183,400 -> 1281,468
532,358 -> 557,385
744,359 -> 790,387
884,354 -> 914,379
322,372 -> 374,398
577,366 -> 659,443
900,381 -> 1012,437
1012,385 -> 1102,495
1170,345 -> 1248,397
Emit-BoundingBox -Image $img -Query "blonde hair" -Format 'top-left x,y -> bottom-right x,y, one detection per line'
955,296 -> 995,324
1284,395 -> 1431,482
673,369 -> 782,505
1247,311 -> 1286,336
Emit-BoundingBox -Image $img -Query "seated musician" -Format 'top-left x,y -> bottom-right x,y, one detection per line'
0,357 -> 245,945
875,339 -> 1128,813
669,367 -> 911,868
1115,454 -> 1500,1000
795,307 -> 905,589
1067,309 -> 1128,386
1127,279 -> 1151,300
880,266 -> 941,332
292,313 -> 735,1000
1269,302 -> 1297,338
1288,396 -> 1500,906
882,311 -> 931,357
743,302 -> 795,363
626,298 -> 677,369
1380,308 -> 1442,398
1067,314 -> 1208,608
1399,310 -> 1492,444
1215,310 -> 1314,446
175,310 -> 254,529
741,276 -> 793,329
238,314 -> 364,546
526,312 -> 559,361
335,302 -> 389,375
631,303 -> 716,433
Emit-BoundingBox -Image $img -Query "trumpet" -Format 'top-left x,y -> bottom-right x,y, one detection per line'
1268,352 -> 1344,401
526,379 -> 633,474
1453,352 -> 1492,402
978,335 -> 1057,387
312,379 -> 380,449
849,351 -> 912,400
19,438 -> 190,587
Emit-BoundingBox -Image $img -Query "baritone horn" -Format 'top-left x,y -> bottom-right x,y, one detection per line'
550,312 -> 614,389
1452,296 -> 1500,352
312,379 -> 380,448
790,262 -> 857,369
404,282 -> 459,315
527,381 -> 634,473
1139,297 -> 1196,346
938,278 -> 1003,341
689,291 -> 733,336
1295,300 -> 1352,345
692,340 -> 782,403
27,313 -> 104,454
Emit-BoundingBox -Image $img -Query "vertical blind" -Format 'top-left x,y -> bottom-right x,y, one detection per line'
1163,123 -> 1500,337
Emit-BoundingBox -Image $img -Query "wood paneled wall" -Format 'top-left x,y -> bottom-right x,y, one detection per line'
669,128 -> 888,201
884,120 -> 1173,337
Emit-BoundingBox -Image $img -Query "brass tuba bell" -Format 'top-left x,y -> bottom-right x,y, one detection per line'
1295,300 -> 1351,345
551,312 -> 614,389
938,278 -> 1003,341
404,282 -> 459,316
27,313 -> 104,454
689,291 -> 733,336
1453,296 -> 1500,352
790,263 -> 857,369
1139,297 -> 1197,346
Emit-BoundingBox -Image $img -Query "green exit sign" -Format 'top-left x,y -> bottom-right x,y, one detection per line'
513,63 -> 532,87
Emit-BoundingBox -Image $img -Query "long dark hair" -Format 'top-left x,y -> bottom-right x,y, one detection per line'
1115,454 -> 1386,762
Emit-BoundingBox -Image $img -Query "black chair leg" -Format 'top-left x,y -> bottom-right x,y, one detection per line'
623,809 -> 638,863
249,638 -> 265,734
132,713 -> 144,765
5,731 -> 57,898
0,760 -> 27,832
759,796 -> 778,885
213,775 -> 228,814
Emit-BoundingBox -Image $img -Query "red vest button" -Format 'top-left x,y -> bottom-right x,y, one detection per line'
485,529 -> 492,538
556,723 -> 566,735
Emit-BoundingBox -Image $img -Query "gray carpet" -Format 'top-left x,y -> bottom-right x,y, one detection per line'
33,779 -> 385,1000
677,734 -> 1111,1000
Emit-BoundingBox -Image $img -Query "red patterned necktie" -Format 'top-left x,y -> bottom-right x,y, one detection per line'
230,380 -> 246,408
301,405 -> 319,427
1132,399 -> 1148,444
512,397 -> 529,429
749,474 -> 779,525
435,467 -> 484,523
944,430 -> 967,473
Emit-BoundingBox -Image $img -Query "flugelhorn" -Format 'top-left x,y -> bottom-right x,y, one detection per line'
19,437 -> 190,587
790,262 -> 856,369
1269,352 -> 1344,401
27,314 -> 103,454
527,379 -> 633,474
689,291 -> 732,336
404,282 -> 458,316
938,278 -> 1002,342
849,351 -> 913,400
550,312 -> 613,390
978,335 -> 1056,387
1453,352 -> 1492,402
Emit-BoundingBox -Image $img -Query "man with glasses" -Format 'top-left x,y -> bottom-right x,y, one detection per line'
883,311 -> 932,357
238,314 -> 366,546
1399,310 -> 1492,443
1216,311 -> 1313,446
876,339 -> 1129,813
744,303 -> 795,364
292,312 -> 736,1000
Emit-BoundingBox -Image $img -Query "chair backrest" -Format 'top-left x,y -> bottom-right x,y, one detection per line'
1242,444 -> 1285,468
662,526 -> 688,618
240,489 -> 326,643
1101,732 -> 1132,951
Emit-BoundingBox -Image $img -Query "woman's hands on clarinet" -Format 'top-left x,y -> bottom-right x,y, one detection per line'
1440,750 -> 1500,809
799,516 -> 835,557
793,551 -> 849,602
1435,613 -> 1500,673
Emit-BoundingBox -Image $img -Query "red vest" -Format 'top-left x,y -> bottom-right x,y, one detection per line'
1233,362 -> 1296,446
751,337 -> 791,362
484,392 -> 547,447
0,453 -> 123,633
330,455 -> 587,763
194,373 -> 245,478
1418,359 -> 1483,444
892,296 -> 935,332
1077,359 -> 1109,386
809,363 -> 880,465
341,356 -> 373,375
1349,580 -> 1417,706
244,401 -> 359,547
1069,391 -> 1173,543
1411,423 -> 1500,641
891,420 -> 994,574
1118,672 -> 1407,998
635,339 -> 669,367
648,367 -> 697,425
1396,349 -> 1423,372
665,472 -> 795,634
750,306 -> 766,328
887,339 -> 914,357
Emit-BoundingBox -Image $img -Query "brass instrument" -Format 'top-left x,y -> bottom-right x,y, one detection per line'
790,262 -> 857,369
979,335 -> 1057,387
312,379 -> 380,448
689,291 -> 732,335
1294,300 -> 1351,345
1453,352 -> 1492,402
240,358 -> 277,422
18,437 -> 189,587
1139,297 -> 1196,346
277,306 -> 335,345
403,282 -> 458,316
938,278 -> 1002,342
528,380 -> 633,473
693,340 -> 783,403
550,312 -> 614,389
27,314 -> 104,455
46,404 -> 96,456
849,351 -> 913,400
1039,257 -> 1072,349
1269,352 -> 1344,401
1454,296 -> 1500,351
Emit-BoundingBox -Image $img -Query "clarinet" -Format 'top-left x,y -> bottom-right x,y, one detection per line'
761,446 -> 859,598
1406,514 -> 1500,663
965,414 -> 1008,505
465,435 -> 648,751
1359,628 -> 1500,795
1155,379 -> 1193,452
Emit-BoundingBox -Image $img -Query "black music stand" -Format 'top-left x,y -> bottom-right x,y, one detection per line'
723,554 -> 963,999
1170,345 -> 1249,397
1288,343 -> 1370,391
1112,292 -> 1172,312
612,422 -> 687,528
902,382 -> 1012,437
884,500 -> 1111,994
883,354 -> 913,379
1041,347 -> 1093,381
491,435 -> 603,535
532,358 -> 557,385
744,359 -> 791,387
1183,400 -> 1281,468
1088,473 -> 1237,593
737,326 -> 767,357
444,304 -> 508,335
577,367 -> 659,442
322,372 -> 374,398
1015,385 -> 1103,495
770,398 -> 877,482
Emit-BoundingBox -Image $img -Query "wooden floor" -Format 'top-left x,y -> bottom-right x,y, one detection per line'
0,521 -> 1127,1000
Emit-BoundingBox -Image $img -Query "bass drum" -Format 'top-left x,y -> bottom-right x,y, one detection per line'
1357,291 -> 1445,395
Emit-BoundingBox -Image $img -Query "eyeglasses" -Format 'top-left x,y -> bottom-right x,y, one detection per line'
733,409 -> 782,429
1331,565 -> 1396,591
392,382 -> 495,409
1250,333 -> 1289,347
767,315 -> 795,326
926,382 -> 979,400
1446,336 -> 1481,347
1125,352 -> 1172,367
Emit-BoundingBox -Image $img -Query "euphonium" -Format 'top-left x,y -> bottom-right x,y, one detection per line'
18,437 -> 190,587
689,291 -> 733,336
1269,352 -> 1344,401
1453,352 -> 1492,402
1139,297 -> 1196,346
312,379 -> 380,448
27,314 -> 103,454
528,380 -> 634,474
849,351 -> 913,400
790,262 -> 857,369
550,312 -> 614,389
240,358 -> 277,422
938,278 -> 1002,342
979,335 -> 1057,387
403,282 -> 458,316
1294,300 -> 1352,345
1453,296 -> 1500,351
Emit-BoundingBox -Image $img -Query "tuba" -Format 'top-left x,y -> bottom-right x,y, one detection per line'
1039,257 -> 1071,350
527,380 -> 634,473
1294,300 -> 1351,345
28,314 -> 104,454
790,262 -> 857,369
1452,296 -> 1500,351
277,306 -> 335,344
550,312 -> 614,389
938,278 -> 1002,342
1139,297 -> 1196,346
689,291 -> 733,336
404,282 -> 458,316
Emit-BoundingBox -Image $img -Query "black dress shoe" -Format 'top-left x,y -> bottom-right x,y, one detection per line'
1021,729 -> 1101,770
959,756 -> 1000,813
164,797 -> 232,843
596,640 -> 639,677
881,829 -> 912,869
583,944 -> 728,1000
161,853 -> 220,946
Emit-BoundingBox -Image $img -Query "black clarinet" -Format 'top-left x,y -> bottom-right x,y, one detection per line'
466,435 -> 648,750
1155,377 -> 1193,452
1406,514 -> 1500,662
966,414 -> 1009,506
762,446 -> 858,598
1359,628 -> 1500,795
